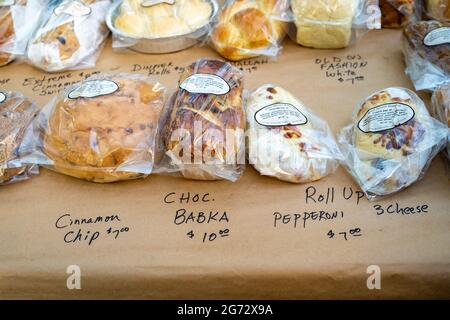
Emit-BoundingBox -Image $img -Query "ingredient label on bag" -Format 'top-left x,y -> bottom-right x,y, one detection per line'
180,74 -> 230,95
255,103 -> 308,127
358,103 -> 415,133
424,27 -> 450,46
54,0 -> 92,17
0,92 -> 6,104
68,79 -> 119,99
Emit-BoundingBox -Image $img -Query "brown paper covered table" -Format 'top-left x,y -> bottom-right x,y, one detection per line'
0,30 -> 449,299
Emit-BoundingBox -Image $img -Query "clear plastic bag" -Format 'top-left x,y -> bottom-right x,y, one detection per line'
431,83 -> 450,169
380,0 -> 418,28
247,84 -> 343,183
156,58 -> 246,181
27,0 -> 111,72
338,87 -> 448,200
424,0 -> 450,22
108,0 -> 217,53
0,0 -> 45,67
403,20 -> 450,91
19,73 -> 166,183
0,90 -> 39,185
209,0 -> 291,61
290,0 -> 381,49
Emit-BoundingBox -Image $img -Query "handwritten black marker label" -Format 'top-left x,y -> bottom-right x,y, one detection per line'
316,55 -> 368,84
373,203 -> 429,216
55,213 -> 130,246
163,191 -> 231,244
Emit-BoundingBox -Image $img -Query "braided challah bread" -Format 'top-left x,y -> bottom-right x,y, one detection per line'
210,0 -> 289,61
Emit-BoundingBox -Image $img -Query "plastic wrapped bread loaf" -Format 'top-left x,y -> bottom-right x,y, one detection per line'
380,0 -> 417,28
431,83 -> 450,167
290,0 -> 380,49
27,0 -> 111,72
210,0 -> 290,61
425,0 -> 450,21
159,58 -> 245,181
0,0 -> 44,67
403,20 -> 450,91
19,73 -> 166,183
0,90 -> 39,185
247,84 -> 343,183
338,87 -> 448,200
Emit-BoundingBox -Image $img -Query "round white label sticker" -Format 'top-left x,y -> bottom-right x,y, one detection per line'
0,92 -> 6,103
0,0 -> 15,6
179,74 -> 231,95
255,103 -> 308,127
424,27 -> 450,46
68,80 -> 119,99
358,103 -> 415,133
54,0 -> 92,17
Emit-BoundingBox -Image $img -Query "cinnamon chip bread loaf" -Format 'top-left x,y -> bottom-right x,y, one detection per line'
20,73 -> 166,183
160,58 -> 245,181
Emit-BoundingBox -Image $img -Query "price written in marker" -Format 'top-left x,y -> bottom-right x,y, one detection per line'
163,191 -> 232,245
315,54 -> 369,85
327,227 -> 362,241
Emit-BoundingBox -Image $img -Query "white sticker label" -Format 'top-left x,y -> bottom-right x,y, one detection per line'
358,103 -> 415,133
141,0 -> 175,7
68,80 -> 119,99
180,74 -> 231,95
0,0 -> 15,6
0,92 -> 6,103
54,0 -> 92,17
254,103 -> 308,127
424,27 -> 450,46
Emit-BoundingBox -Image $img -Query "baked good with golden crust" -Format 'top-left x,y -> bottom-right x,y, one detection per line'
426,0 -> 450,21
210,0 -> 288,61
431,83 -> 450,164
380,0 -> 416,28
27,0 -> 110,72
40,73 -> 166,183
0,91 -> 39,185
247,84 -> 342,183
115,0 -> 213,38
0,0 -> 43,67
160,59 -> 245,181
291,0 -> 355,49
338,87 -> 448,199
